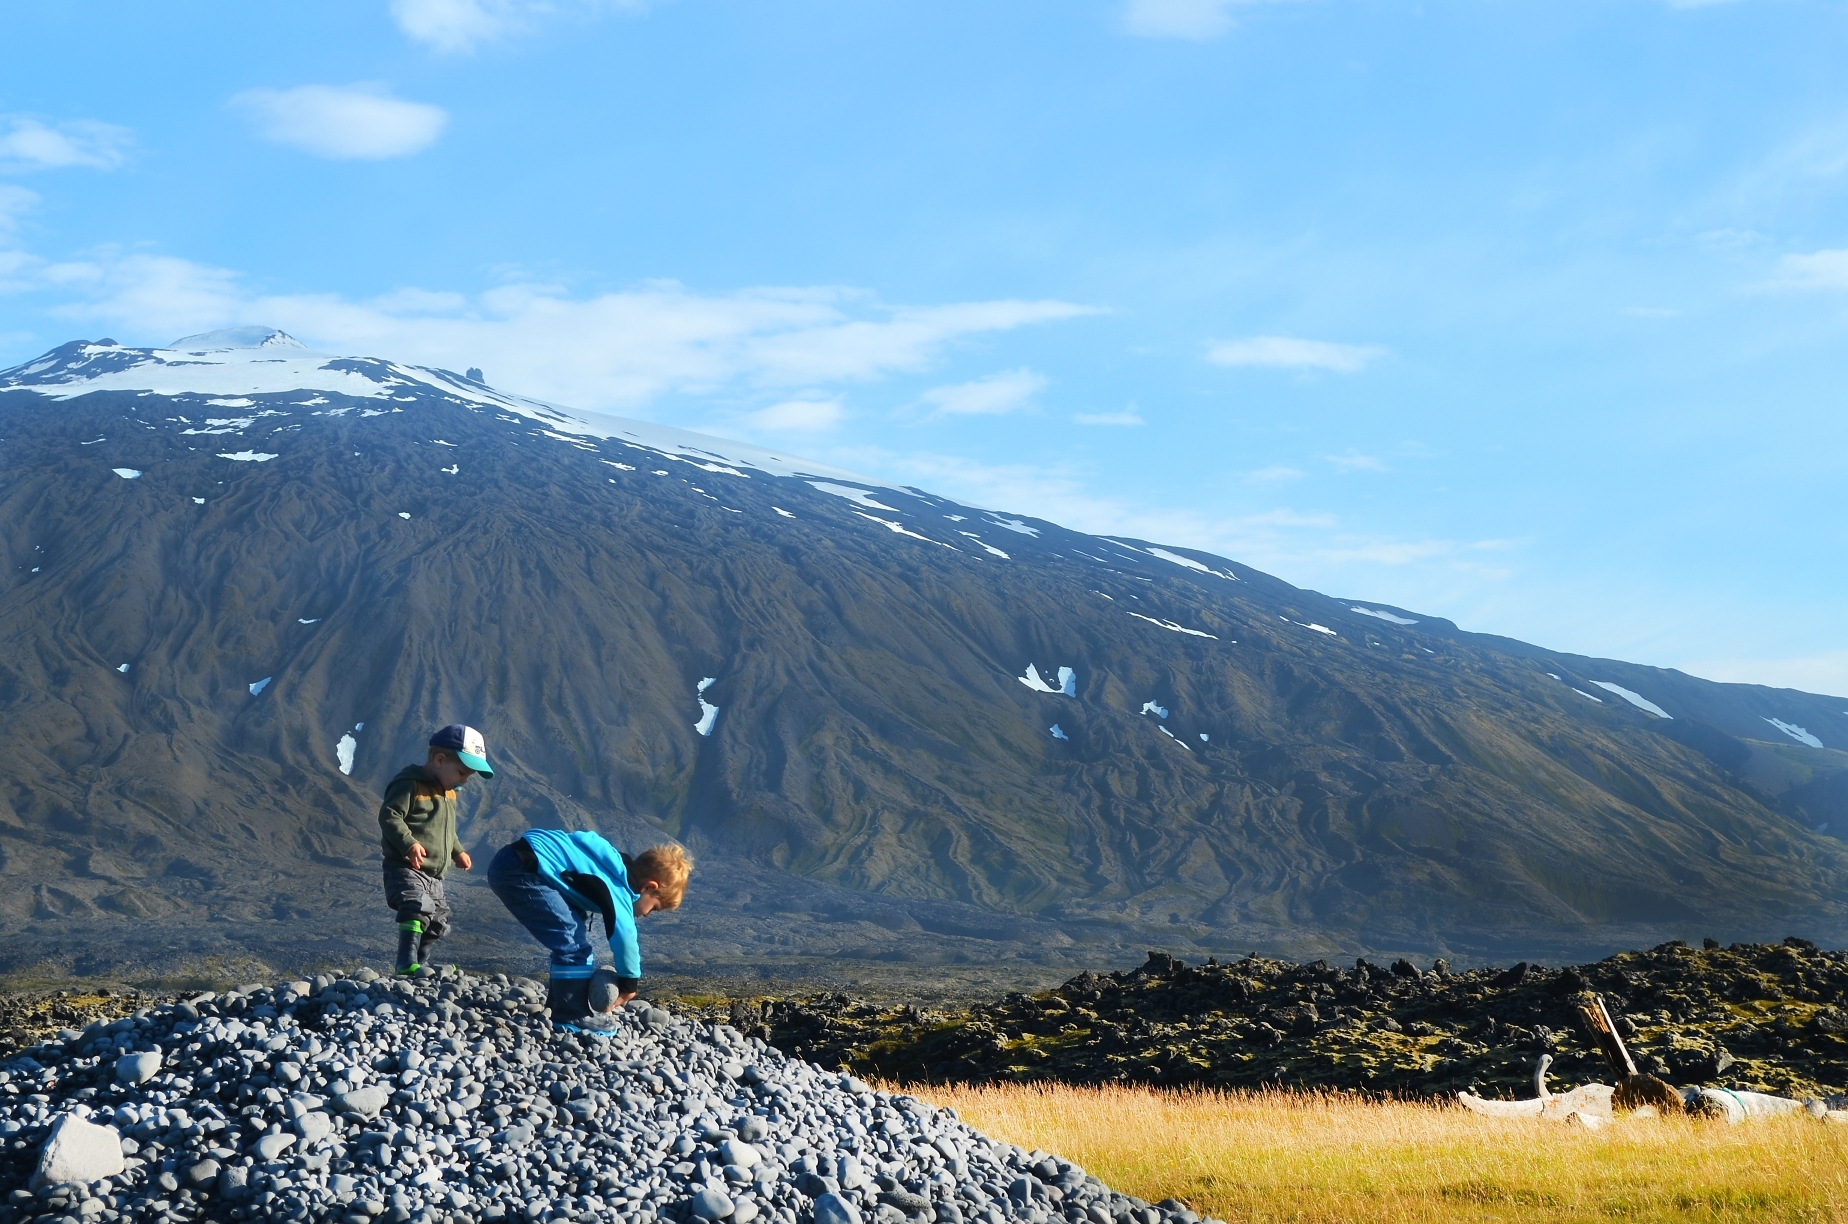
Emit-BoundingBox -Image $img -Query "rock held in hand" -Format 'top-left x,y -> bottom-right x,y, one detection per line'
588,967 -> 623,1013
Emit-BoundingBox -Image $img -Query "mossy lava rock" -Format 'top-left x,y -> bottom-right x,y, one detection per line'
698,937 -> 1848,1100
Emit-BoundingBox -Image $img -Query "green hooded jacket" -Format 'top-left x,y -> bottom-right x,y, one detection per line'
378,764 -> 461,878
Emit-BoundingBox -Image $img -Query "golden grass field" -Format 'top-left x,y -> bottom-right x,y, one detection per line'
903,1082 -> 1848,1224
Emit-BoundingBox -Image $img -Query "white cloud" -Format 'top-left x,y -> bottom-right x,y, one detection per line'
1205,335 -> 1385,373
390,0 -> 646,54
1770,249 -> 1848,290
1246,465 -> 1304,482
0,186 -> 37,236
1323,451 -> 1388,473
0,118 -> 132,171
918,368 -> 1048,417
229,84 -> 448,160
1122,0 -> 1295,40
826,445 -> 1508,590
740,396 -> 844,431
1123,0 -> 1237,40
24,250 -> 1092,413
1074,408 -> 1144,426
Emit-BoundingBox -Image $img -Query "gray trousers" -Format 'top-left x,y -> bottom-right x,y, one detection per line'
383,867 -> 451,941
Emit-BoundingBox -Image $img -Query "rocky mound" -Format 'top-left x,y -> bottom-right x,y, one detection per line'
0,969 -> 1206,1224
719,938 -> 1848,1100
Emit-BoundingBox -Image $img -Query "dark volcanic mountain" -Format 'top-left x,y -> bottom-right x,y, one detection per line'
2,328 -> 1846,982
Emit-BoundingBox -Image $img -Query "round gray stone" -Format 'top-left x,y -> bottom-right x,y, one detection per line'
256,1132 -> 297,1161
690,1188 -> 735,1220
815,1192 -> 864,1224
336,1086 -> 390,1120
114,1051 -> 163,1086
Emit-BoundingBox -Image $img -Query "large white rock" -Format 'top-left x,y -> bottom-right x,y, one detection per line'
36,1113 -> 125,1185
719,1139 -> 762,1169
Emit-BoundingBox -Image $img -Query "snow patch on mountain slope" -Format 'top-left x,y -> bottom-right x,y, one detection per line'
695,678 -> 720,737
1350,606 -> 1418,625
811,482 -> 899,511
1019,664 -> 1076,696
1766,718 -> 1824,749
1592,682 -> 1672,719
1127,613 -> 1218,639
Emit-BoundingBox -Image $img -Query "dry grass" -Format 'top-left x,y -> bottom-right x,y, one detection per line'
901,1081 -> 1848,1223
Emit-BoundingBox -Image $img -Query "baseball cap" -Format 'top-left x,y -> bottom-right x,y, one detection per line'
429,724 -> 493,777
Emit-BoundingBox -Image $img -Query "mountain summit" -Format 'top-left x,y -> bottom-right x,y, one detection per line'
2,334 -> 1845,980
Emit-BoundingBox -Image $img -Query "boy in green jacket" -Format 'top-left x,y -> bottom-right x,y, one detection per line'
380,724 -> 493,975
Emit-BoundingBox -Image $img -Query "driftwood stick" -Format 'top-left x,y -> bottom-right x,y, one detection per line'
1577,993 -> 1639,1080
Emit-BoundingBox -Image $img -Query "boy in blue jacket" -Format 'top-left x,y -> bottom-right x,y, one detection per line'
485,829 -> 692,1028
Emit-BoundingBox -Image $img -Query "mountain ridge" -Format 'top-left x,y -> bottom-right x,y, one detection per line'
2,331 -> 1845,983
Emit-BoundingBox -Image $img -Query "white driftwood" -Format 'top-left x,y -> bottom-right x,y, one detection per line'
1456,1054 -> 1614,1124
1680,1087 -> 1809,1124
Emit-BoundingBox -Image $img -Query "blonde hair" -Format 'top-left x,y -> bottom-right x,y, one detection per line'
632,843 -> 693,909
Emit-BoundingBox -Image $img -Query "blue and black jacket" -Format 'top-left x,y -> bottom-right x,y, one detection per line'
522,828 -> 643,990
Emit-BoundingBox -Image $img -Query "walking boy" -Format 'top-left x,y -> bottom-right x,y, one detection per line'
380,724 -> 493,975
485,829 -> 691,1029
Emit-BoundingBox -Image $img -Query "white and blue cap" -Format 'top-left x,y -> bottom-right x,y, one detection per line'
429,724 -> 493,777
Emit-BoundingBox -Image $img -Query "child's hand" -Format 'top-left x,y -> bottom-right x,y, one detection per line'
408,842 -> 427,871
453,849 -> 472,871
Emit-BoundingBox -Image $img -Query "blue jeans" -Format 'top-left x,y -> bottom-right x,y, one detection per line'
486,842 -> 596,980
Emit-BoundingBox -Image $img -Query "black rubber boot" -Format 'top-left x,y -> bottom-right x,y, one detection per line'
395,920 -> 424,975
547,975 -> 590,1022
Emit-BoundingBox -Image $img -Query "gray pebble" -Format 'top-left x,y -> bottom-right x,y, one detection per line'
114,1051 -> 163,1085
690,1187 -> 735,1220
816,1191 -> 865,1224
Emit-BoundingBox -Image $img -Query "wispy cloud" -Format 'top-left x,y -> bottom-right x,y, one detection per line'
0,186 -> 37,236
1324,451 -> 1388,473
1205,334 -> 1385,373
0,117 -> 132,172
1769,248 -> 1848,290
229,84 -> 448,160
1073,406 -> 1144,426
1246,464 -> 1304,482
918,368 -> 1047,417
739,396 -> 844,431
390,0 -> 647,54
822,446 -> 1514,592
18,250 -> 1093,413
1122,0 -> 1289,41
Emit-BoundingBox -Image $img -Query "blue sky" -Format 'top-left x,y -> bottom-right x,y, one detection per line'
3,1 -> 1846,695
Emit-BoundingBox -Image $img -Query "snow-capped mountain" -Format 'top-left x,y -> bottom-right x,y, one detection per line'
3,329 -> 1846,980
